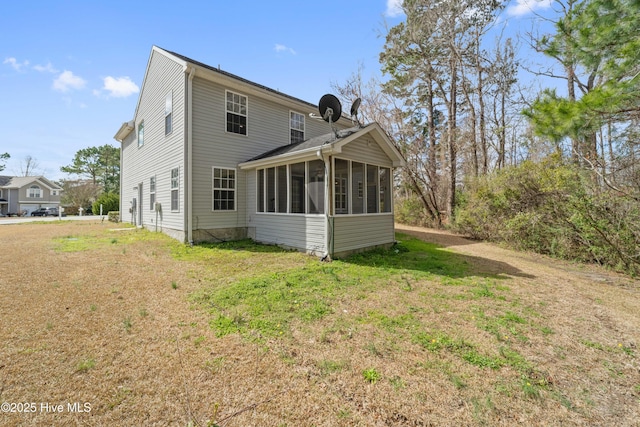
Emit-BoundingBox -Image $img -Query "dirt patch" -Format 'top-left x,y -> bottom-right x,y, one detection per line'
0,221 -> 638,426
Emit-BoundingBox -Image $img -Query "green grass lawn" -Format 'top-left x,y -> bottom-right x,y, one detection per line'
41,224 -> 637,425
189,233 -> 567,402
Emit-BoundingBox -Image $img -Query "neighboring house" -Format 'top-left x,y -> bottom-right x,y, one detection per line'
0,176 -> 63,216
114,46 -> 403,257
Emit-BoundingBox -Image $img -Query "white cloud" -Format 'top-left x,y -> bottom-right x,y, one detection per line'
506,0 -> 553,17
53,70 -> 86,92
100,76 -> 139,98
385,0 -> 404,17
274,44 -> 296,55
3,57 -> 30,72
33,62 -> 58,73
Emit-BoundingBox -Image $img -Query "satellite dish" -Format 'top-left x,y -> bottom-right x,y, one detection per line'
318,94 -> 342,123
350,97 -> 362,125
350,97 -> 361,117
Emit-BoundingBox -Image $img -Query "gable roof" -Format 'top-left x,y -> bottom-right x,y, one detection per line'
162,47 -> 321,111
239,122 -> 404,169
0,176 -> 62,190
115,46 -> 353,143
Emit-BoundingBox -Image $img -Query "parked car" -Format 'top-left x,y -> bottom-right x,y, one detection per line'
31,207 -> 58,217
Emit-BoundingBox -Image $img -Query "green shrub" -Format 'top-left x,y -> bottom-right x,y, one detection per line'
454,155 -> 640,275
395,196 -> 433,227
107,211 -> 120,223
93,192 -> 119,216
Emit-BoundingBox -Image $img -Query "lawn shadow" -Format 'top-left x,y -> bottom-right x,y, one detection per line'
343,233 -> 536,280
395,225 -> 481,248
192,238 -> 296,254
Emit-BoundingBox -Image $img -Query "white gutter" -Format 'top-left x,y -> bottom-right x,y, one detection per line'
239,144 -> 339,170
187,67 -> 195,244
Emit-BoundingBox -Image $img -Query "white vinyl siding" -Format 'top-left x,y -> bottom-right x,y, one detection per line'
120,48 -> 185,234
189,75 -> 350,233
333,215 -> 395,254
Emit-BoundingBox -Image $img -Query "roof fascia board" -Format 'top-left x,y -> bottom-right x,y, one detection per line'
239,146 -> 328,170
130,46 -> 188,123
189,62 -> 354,123
114,120 -> 135,142
240,123 -> 405,170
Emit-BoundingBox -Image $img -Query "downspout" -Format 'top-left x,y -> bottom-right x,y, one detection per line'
318,149 -> 332,260
187,67 -> 195,244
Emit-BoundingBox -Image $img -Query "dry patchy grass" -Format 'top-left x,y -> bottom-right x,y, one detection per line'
0,221 -> 638,426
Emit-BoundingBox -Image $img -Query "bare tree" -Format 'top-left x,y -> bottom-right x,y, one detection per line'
19,155 -> 43,176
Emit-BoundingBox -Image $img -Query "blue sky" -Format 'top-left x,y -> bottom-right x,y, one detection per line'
0,0 -> 555,180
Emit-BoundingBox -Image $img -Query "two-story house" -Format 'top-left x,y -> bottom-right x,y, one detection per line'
114,46 -> 403,258
0,176 -> 62,216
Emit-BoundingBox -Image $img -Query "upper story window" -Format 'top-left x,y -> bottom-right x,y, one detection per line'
28,185 -> 42,198
290,111 -> 305,144
165,92 -> 173,135
137,120 -> 144,147
226,91 -> 247,135
52,189 -> 60,196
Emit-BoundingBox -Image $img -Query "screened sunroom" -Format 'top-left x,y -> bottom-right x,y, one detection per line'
239,123 -> 404,258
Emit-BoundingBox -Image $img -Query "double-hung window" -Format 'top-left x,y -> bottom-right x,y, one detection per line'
170,167 -> 179,211
165,92 -> 173,135
149,176 -> 156,210
28,185 -> 42,198
226,91 -> 247,135
290,111 -> 305,144
138,120 -> 144,147
212,167 -> 236,211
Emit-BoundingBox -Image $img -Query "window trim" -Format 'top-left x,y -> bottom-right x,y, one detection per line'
255,159 -> 394,217
336,158 -> 393,216
27,185 -> 42,198
149,176 -> 156,210
165,91 -> 173,136
212,166 -> 237,212
170,167 -> 179,212
225,90 -> 248,136
137,120 -> 144,147
289,110 -> 305,144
